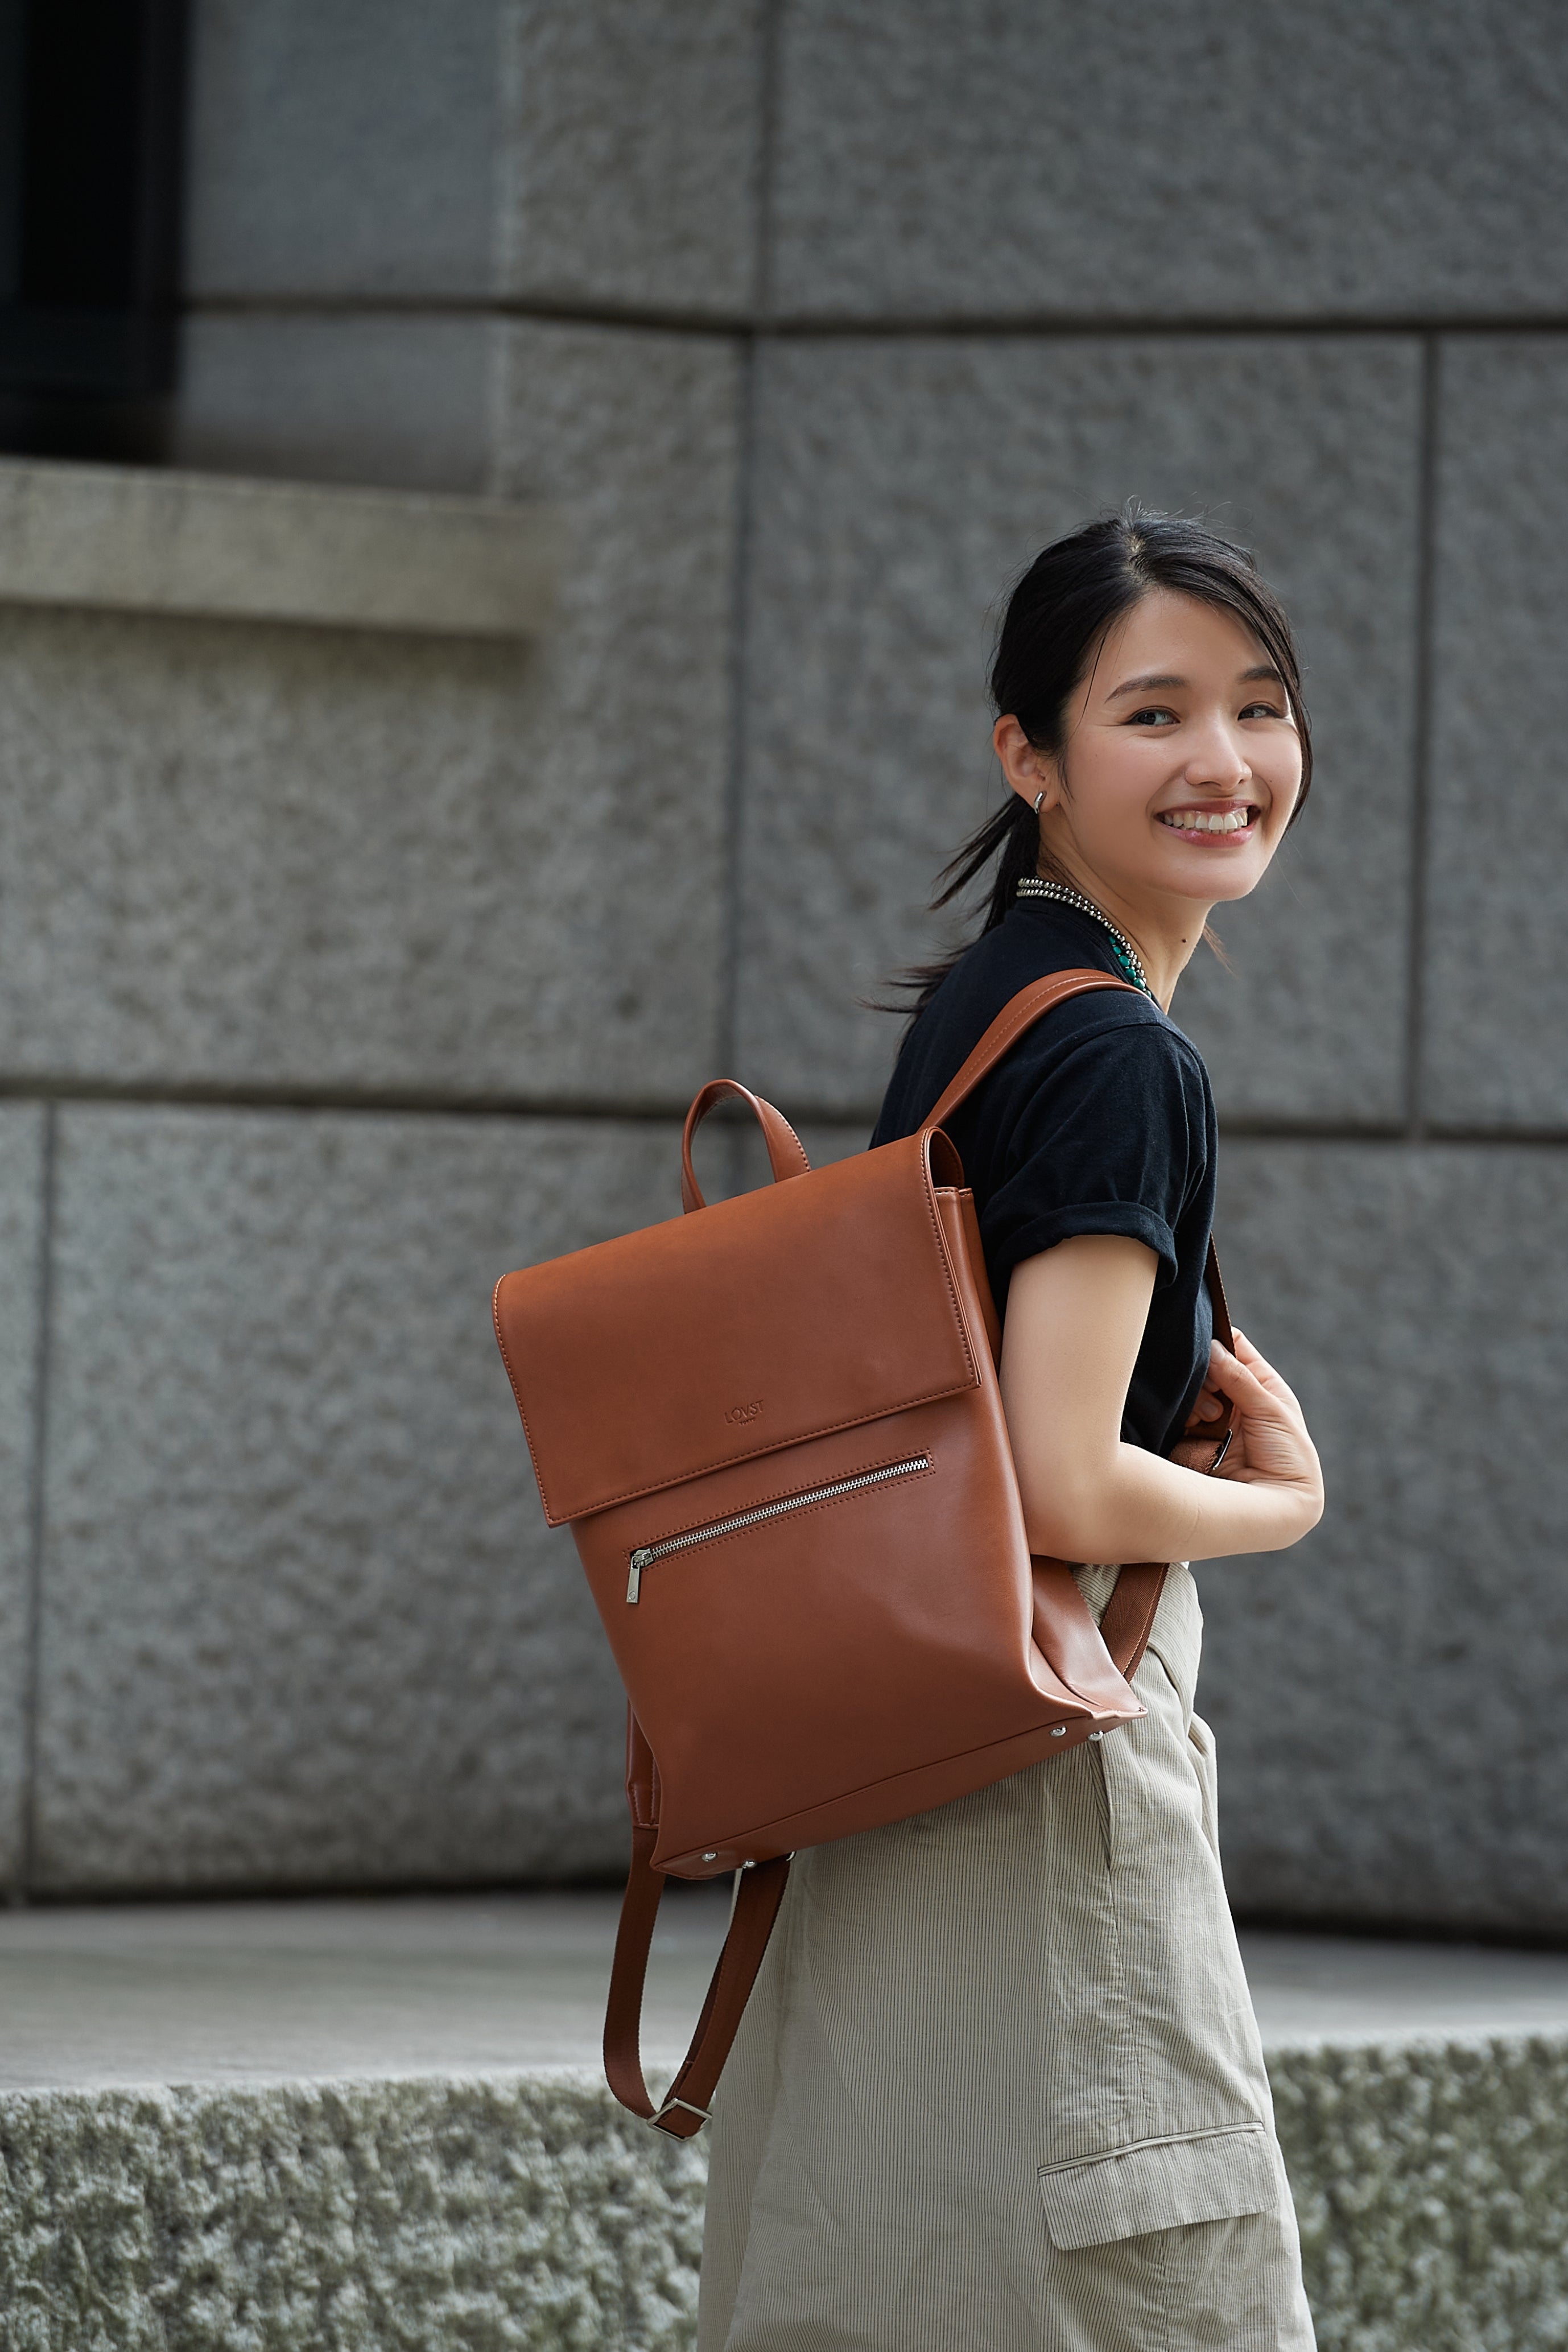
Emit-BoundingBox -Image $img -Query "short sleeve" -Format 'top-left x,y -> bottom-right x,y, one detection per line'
978,1015 -> 1210,1301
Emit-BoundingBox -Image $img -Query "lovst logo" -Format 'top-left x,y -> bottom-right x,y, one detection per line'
724,1398 -> 763,1426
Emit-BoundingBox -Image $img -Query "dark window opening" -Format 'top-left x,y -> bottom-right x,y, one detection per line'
0,0 -> 188,462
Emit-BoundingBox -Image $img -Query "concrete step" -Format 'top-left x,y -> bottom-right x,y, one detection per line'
0,1893 -> 1565,2349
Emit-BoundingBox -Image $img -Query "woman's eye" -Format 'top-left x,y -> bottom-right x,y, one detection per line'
1125,705 -> 1176,727
1239,701 -> 1284,720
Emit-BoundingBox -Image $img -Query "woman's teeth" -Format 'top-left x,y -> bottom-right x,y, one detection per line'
1159,807 -> 1253,835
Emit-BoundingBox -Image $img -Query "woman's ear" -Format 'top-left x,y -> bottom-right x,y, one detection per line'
993,713 -> 1059,814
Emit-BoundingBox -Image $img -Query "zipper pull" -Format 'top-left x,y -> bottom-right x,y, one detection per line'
627,1548 -> 653,1604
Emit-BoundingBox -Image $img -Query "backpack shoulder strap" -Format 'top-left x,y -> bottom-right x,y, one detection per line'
921,968 -> 1140,1135
603,1821 -> 791,2140
604,1709 -> 793,2140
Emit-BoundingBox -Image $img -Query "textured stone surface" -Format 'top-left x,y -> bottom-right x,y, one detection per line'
1195,1139 -> 1568,1932
498,0 -> 765,316
184,0 -> 501,298
0,328 -> 739,1101
1271,2036 -> 1568,2352
770,0 -> 1568,323
735,335 -> 1422,1121
30,1108 -> 685,1895
0,1108 -> 44,1891
0,2074 -> 707,2351
0,457 -> 562,640
1423,337 -> 1568,1129
486,320 -> 743,1088
0,2031 -> 1566,2349
174,313 -> 496,495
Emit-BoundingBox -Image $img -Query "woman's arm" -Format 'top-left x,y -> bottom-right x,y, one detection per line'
998,1233 -> 1324,1563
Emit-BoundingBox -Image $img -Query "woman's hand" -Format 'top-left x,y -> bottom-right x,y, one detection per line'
1202,1328 -> 1323,1537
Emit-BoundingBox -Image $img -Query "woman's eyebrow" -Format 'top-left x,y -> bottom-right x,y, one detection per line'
1105,671 -> 1186,700
1105,662 -> 1285,703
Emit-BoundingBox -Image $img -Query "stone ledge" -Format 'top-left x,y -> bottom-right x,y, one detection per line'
0,2073 -> 708,2352
1270,2035 -> 1568,2352
0,457 -> 566,639
1,1897 -> 1565,2350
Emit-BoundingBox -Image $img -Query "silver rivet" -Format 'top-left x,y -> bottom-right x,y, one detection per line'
1088,1731 -> 1104,1742
1050,1725 -> 1067,1738
702,1851 -> 718,1862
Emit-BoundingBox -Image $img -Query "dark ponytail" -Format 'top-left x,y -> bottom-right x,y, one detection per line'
888,507 -> 1311,1021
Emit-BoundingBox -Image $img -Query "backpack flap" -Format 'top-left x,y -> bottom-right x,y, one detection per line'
493,1128 -> 984,1526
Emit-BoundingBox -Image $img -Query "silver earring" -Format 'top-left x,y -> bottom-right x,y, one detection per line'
1033,790 -> 1046,816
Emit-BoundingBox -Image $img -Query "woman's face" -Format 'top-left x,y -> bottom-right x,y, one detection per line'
1006,588 -> 1303,909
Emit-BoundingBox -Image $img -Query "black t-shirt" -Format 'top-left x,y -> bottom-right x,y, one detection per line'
870,899 -> 1218,1458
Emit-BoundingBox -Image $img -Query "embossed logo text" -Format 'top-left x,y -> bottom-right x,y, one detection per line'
724,1399 -> 764,1426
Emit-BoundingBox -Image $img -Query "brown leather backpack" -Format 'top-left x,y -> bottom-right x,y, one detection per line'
493,971 -> 1234,2137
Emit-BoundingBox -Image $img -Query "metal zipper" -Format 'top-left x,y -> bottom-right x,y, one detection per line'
626,1454 -> 931,1603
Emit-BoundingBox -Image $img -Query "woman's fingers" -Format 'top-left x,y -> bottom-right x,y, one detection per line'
1203,1345 -> 1276,1416
1225,1328 -> 1273,1378
1231,1327 -> 1288,1387
1211,1334 -> 1302,1416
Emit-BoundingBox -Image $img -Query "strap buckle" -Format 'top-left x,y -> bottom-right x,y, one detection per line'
652,2094 -> 711,2131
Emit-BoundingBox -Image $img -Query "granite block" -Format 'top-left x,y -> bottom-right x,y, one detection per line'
0,2075 -> 708,2351
499,0 -> 765,316
1195,1138 -> 1568,1932
184,0 -> 501,298
1270,2036 -> 1568,2352
0,457 -> 562,641
770,0 -> 1568,323
735,335 -> 1422,1122
0,326 -> 740,1103
1423,337 -> 1568,1129
0,1107 -> 44,1891
30,1107 -> 684,1894
2,2037 -> 1568,2348
173,313 -> 496,496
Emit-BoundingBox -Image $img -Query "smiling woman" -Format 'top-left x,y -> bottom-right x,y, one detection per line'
697,513 -> 1324,2352
1010,593 -> 1305,936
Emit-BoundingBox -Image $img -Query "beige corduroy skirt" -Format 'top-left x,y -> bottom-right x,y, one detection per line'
695,1562 -> 1316,2352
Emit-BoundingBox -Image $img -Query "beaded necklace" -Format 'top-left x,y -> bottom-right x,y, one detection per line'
1015,876 -> 1153,999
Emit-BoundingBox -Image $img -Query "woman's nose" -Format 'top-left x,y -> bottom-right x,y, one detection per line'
1181,718 -> 1252,789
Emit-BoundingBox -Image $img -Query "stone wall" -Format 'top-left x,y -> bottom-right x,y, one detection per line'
1,1 -> 1563,1924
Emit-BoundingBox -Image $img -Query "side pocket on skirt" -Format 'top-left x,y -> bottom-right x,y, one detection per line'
1038,2123 -> 1275,2251
1187,1709 -> 1220,1860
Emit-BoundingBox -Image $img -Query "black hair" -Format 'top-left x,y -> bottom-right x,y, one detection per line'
888,506 -> 1311,1021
